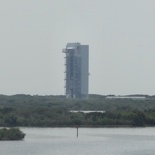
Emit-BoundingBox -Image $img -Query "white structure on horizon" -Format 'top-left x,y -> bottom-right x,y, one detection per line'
62,42 -> 89,99
70,110 -> 105,113
105,96 -> 146,100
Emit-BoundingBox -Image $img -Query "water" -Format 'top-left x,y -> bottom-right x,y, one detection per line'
1,127 -> 155,155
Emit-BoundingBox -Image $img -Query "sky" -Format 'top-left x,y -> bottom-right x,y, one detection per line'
0,0 -> 155,95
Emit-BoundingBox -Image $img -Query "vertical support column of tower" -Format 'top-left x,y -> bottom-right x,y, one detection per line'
62,42 -> 89,99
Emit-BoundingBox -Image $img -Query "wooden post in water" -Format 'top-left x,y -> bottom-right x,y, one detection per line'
76,125 -> 79,137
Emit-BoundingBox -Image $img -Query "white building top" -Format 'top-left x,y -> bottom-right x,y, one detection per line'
70,110 -> 105,113
105,96 -> 146,100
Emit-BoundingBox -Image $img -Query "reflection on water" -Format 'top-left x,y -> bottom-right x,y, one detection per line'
0,127 -> 155,155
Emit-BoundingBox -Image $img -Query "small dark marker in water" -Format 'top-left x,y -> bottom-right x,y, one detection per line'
76,126 -> 79,137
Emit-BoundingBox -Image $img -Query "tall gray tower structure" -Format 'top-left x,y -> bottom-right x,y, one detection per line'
62,42 -> 89,99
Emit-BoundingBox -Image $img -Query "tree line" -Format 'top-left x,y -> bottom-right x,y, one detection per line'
0,94 -> 155,127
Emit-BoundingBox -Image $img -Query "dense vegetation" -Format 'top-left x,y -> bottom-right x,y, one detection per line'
0,128 -> 25,140
0,94 -> 155,127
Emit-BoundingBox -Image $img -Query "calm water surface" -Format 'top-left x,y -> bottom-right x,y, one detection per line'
0,127 -> 155,155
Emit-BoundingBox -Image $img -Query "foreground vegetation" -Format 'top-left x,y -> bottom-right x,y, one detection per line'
0,128 -> 25,140
0,94 -> 155,127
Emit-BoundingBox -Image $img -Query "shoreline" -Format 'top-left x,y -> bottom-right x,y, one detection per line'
1,125 -> 155,128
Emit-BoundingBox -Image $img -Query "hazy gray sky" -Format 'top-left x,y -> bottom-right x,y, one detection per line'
0,0 -> 155,95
